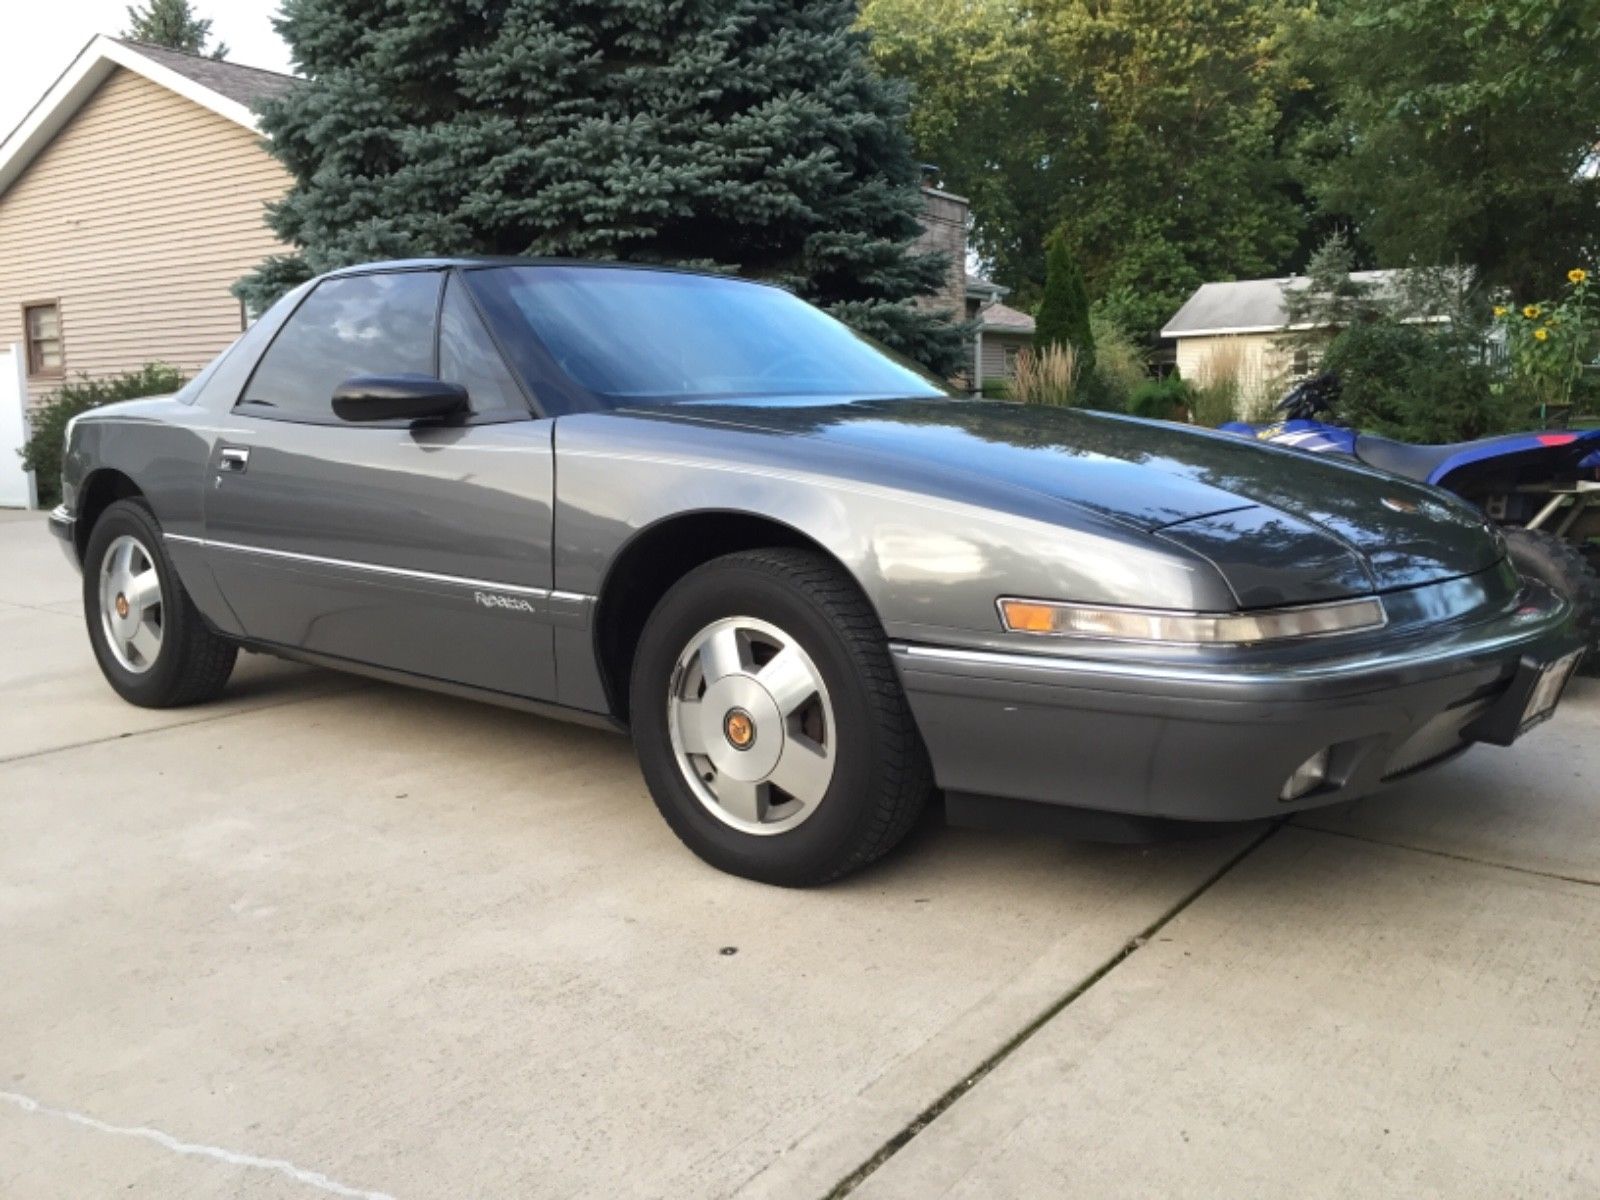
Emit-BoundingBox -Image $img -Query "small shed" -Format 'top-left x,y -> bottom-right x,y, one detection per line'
1161,270 -> 1406,412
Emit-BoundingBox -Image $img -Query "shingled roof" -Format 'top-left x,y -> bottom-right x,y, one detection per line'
978,301 -> 1035,334
1161,270 -> 1404,339
115,39 -> 298,110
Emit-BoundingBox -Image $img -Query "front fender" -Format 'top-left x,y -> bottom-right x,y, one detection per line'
553,412 -> 1232,652
65,403 -> 242,635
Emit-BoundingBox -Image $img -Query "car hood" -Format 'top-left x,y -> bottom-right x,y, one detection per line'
632,396 -> 1501,599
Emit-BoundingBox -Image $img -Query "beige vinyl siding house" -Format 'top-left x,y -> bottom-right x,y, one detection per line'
0,37 -> 295,406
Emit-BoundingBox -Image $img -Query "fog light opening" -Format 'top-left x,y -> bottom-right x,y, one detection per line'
1279,749 -> 1331,802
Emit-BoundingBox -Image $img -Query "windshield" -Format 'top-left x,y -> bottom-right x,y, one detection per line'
465,265 -> 950,405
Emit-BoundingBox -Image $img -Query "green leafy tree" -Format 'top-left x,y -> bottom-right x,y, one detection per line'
1043,0 -> 1303,337
860,0 -> 1049,294
864,0 -> 1303,335
238,0 -> 967,375
1296,0 -> 1600,299
123,0 -> 227,58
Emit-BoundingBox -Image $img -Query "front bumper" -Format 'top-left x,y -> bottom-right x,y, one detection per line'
47,504 -> 78,569
892,583 -> 1583,825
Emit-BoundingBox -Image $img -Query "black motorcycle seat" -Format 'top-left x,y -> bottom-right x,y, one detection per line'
1353,432 -> 1537,483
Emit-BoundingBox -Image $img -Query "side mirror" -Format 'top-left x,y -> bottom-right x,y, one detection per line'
331,375 -> 469,423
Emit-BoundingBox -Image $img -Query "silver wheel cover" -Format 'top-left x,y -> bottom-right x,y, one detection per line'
98,534 -> 164,674
667,616 -> 836,836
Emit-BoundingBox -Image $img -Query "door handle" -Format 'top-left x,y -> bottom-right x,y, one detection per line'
218,446 -> 250,474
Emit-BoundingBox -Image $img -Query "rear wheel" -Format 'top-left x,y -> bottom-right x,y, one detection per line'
83,499 -> 238,707
630,549 -> 932,886
1504,526 -> 1600,667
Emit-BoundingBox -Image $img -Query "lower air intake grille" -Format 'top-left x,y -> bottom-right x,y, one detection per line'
1382,699 -> 1493,780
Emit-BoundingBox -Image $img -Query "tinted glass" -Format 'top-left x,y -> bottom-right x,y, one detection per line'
241,272 -> 441,418
466,266 -> 948,404
438,275 -> 529,415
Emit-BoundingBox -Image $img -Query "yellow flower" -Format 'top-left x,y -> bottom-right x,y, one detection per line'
1569,268 -> 1588,285
1523,305 -> 1542,319
1493,305 -> 1508,317
1533,327 -> 1550,342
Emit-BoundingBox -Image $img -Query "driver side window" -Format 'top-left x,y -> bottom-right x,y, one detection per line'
239,271 -> 442,421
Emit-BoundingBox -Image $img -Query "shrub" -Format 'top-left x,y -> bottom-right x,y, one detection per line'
981,377 -> 1013,400
1321,322 -> 1514,442
20,364 -> 186,507
1087,312 -> 1148,412
1128,375 -> 1193,422
1012,344 -> 1080,407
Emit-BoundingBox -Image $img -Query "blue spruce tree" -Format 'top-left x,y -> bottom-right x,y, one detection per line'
238,0 -> 967,374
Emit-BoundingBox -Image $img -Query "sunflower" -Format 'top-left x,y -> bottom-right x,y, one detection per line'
1493,305 -> 1509,317
1523,305 -> 1542,319
1533,327 -> 1550,342
1569,268 -> 1589,285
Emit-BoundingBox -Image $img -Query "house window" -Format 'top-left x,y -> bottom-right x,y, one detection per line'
23,302 -> 62,377
1004,345 -> 1020,375
1291,346 -> 1317,378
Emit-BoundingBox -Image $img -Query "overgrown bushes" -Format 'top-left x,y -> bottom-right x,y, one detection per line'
1084,313 -> 1147,411
1320,323 -> 1514,442
20,364 -> 186,507
1128,375 -> 1191,421
1277,238 -> 1597,441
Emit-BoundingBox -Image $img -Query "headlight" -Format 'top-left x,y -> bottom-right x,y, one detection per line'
997,596 -> 1387,645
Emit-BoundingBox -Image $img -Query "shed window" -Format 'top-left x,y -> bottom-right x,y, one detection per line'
24,303 -> 62,377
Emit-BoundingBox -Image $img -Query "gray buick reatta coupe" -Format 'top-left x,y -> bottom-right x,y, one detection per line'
51,260 -> 1585,884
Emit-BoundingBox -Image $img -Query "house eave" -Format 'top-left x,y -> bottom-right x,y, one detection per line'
1161,322 -> 1318,339
1162,314 -> 1452,340
0,34 -> 262,201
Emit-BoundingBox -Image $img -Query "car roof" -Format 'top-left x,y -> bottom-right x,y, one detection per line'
322,257 -> 776,287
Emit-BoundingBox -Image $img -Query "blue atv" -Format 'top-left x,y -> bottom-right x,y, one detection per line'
1224,373 -> 1600,658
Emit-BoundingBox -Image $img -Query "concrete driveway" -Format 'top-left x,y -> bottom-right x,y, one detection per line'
1,508 -> 1596,1199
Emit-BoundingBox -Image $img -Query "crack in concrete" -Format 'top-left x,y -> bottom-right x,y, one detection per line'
0,597 -> 78,617
0,1088 -> 397,1199
819,821 -> 1283,1199
1296,822 -> 1600,889
0,682 -> 367,767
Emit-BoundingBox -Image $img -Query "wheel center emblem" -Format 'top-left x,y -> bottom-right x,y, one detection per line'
114,593 -> 129,618
723,708 -> 756,750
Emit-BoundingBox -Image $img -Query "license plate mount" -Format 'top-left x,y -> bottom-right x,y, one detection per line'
1519,650 -> 1584,730
1464,649 -> 1585,747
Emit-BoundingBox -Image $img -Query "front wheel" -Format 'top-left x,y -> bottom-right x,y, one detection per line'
630,549 -> 932,886
1503,526 -> 1600,666
83,499 -> 238,707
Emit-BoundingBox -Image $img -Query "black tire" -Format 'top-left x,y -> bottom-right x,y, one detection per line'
1503,526 -> 1600,667
82,498 -> 238,707
630,549 -> 933,886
